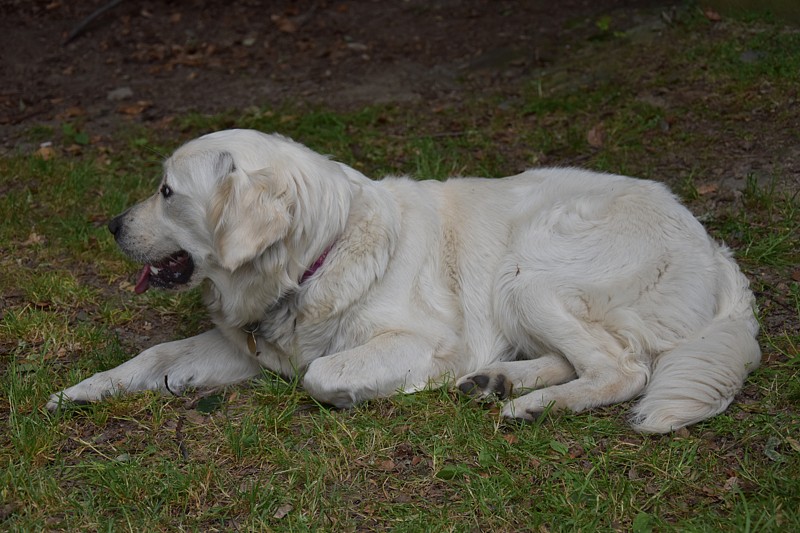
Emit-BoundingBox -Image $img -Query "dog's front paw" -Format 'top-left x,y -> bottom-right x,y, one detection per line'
499,393 -> 558,423
45,372 -> 121,411
302,362 -> 358,409
46,391 -> 76,411
45,389 -> 97,411
456,371 -> 513,400
500,401 -> 544,422
302,380 -> 358,409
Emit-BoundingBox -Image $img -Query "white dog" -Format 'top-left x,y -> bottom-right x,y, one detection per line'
47,129 -> 761,433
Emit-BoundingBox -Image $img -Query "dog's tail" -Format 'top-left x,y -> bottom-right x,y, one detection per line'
630,249 -> 761,433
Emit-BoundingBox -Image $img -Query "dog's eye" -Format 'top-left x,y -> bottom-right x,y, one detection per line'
160,185 -> 173,199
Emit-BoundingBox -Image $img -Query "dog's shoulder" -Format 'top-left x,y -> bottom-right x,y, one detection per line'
298,179 -> 402,319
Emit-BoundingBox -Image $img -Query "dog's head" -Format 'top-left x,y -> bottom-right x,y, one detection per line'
108,129 -> 353,296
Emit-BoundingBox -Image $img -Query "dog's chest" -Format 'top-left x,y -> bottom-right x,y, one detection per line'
256,303 -> 355,362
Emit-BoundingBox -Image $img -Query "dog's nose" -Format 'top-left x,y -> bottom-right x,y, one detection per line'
108,214 -> 123,238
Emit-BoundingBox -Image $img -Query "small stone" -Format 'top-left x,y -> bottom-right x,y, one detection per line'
107,87 -> 134,101
740,50 -> 763,64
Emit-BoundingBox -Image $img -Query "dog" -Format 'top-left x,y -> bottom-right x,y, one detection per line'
47,129 -> 761,433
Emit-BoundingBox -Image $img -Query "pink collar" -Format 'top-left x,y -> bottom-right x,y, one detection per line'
300,242 -> 335,284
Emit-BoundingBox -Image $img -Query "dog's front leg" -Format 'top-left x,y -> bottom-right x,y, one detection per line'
46,328 -> 261,410
302,332 -> 439,408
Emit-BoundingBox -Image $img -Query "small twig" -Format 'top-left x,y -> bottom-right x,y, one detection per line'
175,416 -> 189,461
69,436 -> 115,460
63,0 -> 126,46
5,108 -> 48,125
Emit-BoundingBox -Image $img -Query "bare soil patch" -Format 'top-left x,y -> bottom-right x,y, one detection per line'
1,0 -> 667,149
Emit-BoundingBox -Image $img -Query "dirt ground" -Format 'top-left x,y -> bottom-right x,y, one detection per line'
0,0 -> 669,151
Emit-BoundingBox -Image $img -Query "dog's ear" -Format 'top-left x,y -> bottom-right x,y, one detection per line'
209,163 -> 293,271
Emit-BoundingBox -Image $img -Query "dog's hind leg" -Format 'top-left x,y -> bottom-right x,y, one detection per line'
490,276 -> 649,421
46,328 -> 261,410
456,354 -> 577,400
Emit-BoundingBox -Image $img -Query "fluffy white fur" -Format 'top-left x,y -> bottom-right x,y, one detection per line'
47,129 -> 761,433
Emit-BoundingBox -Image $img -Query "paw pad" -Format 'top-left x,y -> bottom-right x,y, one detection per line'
457,373 -> 512,399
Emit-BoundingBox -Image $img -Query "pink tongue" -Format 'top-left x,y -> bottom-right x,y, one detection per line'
134,265 -> 151,294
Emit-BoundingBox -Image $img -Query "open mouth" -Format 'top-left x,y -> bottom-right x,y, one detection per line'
134,251 -> 195,294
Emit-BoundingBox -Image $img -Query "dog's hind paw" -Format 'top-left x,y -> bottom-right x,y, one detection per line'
456,371 -> 513,400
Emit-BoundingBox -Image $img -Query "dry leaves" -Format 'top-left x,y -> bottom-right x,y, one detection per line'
118,100 -> 153,116
34,142 -> 56,160
501,433 -> 519,445
703,8 -> 722,22
587,122 -> 605,148
696,183 -> 719,196
273,503 -> 293,519
377,459 -> 396,471
271,14 -> 297,34
23,231 -> 46,246
55,106 -> 85,120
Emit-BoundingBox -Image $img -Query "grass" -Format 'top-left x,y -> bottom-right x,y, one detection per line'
2,7 -> 800,531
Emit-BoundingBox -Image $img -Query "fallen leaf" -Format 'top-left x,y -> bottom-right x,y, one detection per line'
118,100 -> 152,116
273,503 -> 293,519
549,440 -> 569,455
271,14 -> 297,33
587,122 -> 605,148
377,459 -> 396,471
23,231 -> 46,246
0,503 -> 21,521
791,270 -> 800,282
723,476 -> 739,491
569,444 -> 585,458
55,106 -> 85,119
786,436 -> 800,453
436,464 -> 470,480
697,183 -> 719,195
763,435 -> 785,462
703,8 -> 722,22
34,143 -> 56,160
502,433 -> 519,445
184,410 -> 209,425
